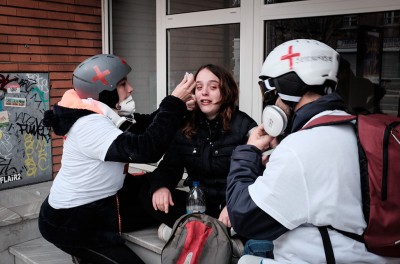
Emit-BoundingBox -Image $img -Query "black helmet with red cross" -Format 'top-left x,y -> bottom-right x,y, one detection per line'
72,54 -> 132,99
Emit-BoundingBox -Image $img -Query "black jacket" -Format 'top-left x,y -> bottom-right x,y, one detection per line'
43,94 -> 187,164
147,108 -> 257,204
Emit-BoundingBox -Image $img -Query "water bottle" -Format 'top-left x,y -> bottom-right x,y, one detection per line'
186,181 -> 206,214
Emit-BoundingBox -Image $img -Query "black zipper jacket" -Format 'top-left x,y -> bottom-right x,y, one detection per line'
147,108 -> 257,205
44,94 -> 187,164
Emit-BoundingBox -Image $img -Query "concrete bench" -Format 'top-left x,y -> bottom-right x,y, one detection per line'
8,228 -> 164,264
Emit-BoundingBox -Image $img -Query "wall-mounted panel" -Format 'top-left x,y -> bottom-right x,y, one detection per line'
0,72 -> 52,190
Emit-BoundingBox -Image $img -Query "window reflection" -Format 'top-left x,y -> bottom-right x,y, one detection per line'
265,0 -> 304,4
384,11 -> 400,25
168,0 -> 240,15
265,11 -> 400,116
113,0 -> 157,113
168,24 -> 240,95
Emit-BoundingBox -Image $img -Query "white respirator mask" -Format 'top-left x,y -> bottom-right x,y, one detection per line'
262,105 -> 288,137
117,95 -> 136,116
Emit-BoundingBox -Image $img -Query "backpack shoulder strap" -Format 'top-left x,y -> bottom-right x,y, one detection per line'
318,225 -> 365,264
164,213 -> 195,244
382,120 -> 400,201
318,227 -> 336,264
302,115 -> 356,130
327,225 -> 364,243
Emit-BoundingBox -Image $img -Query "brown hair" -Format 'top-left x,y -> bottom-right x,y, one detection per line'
183,64 -> 239,138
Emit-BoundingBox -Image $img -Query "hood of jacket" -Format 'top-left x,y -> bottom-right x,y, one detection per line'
290,92 -> 346,133
43,89 -> 103,136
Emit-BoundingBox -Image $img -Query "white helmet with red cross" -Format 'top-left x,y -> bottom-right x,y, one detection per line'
259,39 -> 340,104
72,54 -> 132,99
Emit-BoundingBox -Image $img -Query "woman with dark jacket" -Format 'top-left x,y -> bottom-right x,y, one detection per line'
140,64 -> 257,230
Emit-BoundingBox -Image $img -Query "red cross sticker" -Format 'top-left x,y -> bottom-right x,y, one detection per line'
281,45 -> 300,70
92,65 -> 110,85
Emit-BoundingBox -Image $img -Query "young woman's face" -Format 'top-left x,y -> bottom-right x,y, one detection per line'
116,78 -> 133,104
195,68 -> 222,120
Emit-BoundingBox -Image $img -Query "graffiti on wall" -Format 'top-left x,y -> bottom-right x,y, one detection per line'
0,72 -> 52,190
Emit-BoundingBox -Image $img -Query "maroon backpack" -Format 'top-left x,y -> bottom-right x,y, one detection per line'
304,113 -> 400,262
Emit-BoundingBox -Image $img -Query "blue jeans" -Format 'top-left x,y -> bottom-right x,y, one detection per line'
243,239 -> 274,258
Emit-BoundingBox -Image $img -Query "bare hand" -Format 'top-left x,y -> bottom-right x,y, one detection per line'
261,155 -> 269,166
152,187 -> 174,213
186,94 -> 196,111
218,206 -> 231,227
261,137 -> 279,166
171,73 -> 196,103
247,124 -> 275,152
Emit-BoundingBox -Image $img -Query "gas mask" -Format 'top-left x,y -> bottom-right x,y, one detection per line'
259,79 -> 289,137
260,78 -> 301,137
262,105 -> 288,137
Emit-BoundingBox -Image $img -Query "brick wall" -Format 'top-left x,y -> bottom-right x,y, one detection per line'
0,0 -> 102,176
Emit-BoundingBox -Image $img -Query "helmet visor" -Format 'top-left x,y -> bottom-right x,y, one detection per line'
259,79 -> 278,106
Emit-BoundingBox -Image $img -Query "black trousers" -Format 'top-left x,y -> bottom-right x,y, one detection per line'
39,175 -> 156,264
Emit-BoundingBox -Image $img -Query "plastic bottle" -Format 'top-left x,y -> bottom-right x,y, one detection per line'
186,181 -> 206,214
